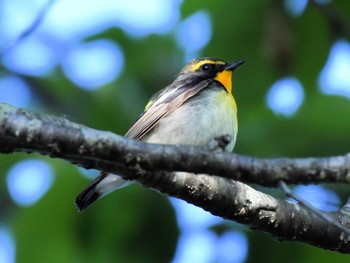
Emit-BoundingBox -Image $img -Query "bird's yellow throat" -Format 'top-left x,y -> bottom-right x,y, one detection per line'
215,70 -> 233,94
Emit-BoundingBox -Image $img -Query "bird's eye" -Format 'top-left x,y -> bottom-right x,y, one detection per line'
200,64 -> 212,72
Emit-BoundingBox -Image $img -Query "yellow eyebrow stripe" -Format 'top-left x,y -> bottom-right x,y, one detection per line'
190,59 -> 225,72
144,100 -> 154,110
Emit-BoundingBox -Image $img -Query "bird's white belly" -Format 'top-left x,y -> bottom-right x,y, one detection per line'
143,88 -> 238,151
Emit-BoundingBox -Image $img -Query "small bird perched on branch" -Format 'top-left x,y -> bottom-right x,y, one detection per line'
75,57 -> 245,211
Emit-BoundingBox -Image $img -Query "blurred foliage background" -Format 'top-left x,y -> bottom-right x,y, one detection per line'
1,0 -> 350,262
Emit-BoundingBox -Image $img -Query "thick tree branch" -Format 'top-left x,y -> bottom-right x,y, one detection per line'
1,103 -> 350,186
1,102 -> 350,253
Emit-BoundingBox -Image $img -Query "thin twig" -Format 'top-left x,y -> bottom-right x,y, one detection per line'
0,0 -> 56,56
279,180 -> 350,236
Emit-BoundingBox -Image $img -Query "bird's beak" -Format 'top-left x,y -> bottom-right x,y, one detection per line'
224,60 -> 245,71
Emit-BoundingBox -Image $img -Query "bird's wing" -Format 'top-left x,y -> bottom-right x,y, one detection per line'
75,79 -> 212,211
125,79 -> 212,140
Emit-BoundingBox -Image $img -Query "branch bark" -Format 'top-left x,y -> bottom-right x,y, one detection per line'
1,102 -> 350,253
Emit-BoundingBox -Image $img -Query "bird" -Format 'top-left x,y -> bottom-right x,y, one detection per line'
75,57 -> 245,211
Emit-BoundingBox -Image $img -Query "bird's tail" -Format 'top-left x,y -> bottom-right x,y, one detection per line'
75,172 -> 128,212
